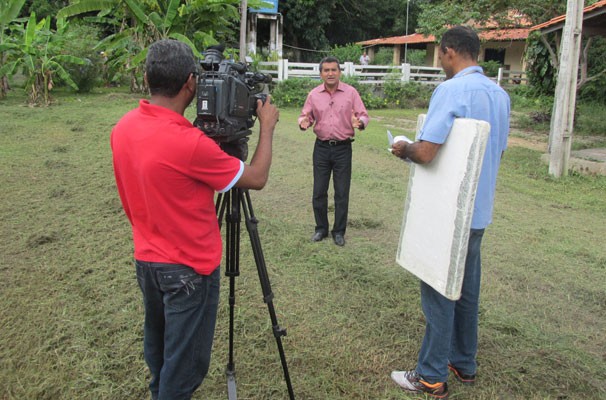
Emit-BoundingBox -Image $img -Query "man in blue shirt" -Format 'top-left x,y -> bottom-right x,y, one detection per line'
390,26 -> 510,399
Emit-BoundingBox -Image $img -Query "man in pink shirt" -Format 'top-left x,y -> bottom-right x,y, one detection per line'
298,56 -> 369,246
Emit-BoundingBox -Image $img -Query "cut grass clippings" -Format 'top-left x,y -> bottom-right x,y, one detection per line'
1,88 -> 605,400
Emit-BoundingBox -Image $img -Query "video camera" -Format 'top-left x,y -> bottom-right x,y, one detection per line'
194,45 -> 272,160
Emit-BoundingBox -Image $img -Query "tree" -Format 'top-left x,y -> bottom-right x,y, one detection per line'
57,0 -> 250,91
0,13 -> 88,105
279,0 -> 415,62
415,0 -> 567,36
0,0 -> 26,98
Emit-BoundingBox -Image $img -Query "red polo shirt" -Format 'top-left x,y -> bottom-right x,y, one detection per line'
111,100 -> 243,275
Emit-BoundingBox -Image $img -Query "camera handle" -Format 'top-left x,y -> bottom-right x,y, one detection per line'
216,187 -> 295,400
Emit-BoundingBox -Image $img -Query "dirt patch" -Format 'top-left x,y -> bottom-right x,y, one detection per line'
508,136 -> 547,152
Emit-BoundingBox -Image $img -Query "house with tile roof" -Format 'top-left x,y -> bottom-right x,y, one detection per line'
357,11 -> 532,71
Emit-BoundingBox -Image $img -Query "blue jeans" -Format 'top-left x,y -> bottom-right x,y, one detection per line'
135,261 -> 221,400
416,229 -> 485,383
312,139 -> 353,236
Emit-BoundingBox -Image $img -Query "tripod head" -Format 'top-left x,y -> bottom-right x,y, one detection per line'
219,136 -> 250,161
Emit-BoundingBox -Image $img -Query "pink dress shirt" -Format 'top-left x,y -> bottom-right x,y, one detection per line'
298,81 -> 369,141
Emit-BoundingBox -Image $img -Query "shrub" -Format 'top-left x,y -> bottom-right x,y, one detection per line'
405,49 -> 426,66
340,76 -> 385,109
479,60 -> 501,77
271,78 -> 318,108
331,43 -> 363,64
59,24 -> 103,92
373,47 -> 394,65
578,36 -> 606,105
383,81 -> 433,108
271,76 -> 385,110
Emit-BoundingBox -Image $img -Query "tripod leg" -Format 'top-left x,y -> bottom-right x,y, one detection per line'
239,189 -> 296,400
218,190 -> 241,400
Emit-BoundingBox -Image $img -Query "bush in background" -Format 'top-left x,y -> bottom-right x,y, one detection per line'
383,81 -> 433,108
59,23 -> 103,92
479,60 -> 501,77
578,36 -> 606,105
404,49 -> 426,66
270,78 -> 318,108
373,47 -> 395,65
340,76 -> 386,109
331,43 -> 363,64
271,76 -> 385,109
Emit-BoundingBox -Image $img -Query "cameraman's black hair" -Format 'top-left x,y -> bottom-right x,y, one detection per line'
146,39 -> 198,98
319,56 -> 341,71
440,26 -> 480,61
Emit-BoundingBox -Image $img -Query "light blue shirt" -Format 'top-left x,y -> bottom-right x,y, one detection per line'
418,66 -> 510,229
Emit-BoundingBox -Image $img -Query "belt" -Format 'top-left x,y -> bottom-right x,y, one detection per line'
317,138 -> 354,146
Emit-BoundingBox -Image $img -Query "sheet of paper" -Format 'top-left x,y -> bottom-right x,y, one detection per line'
387,130 -> 413,162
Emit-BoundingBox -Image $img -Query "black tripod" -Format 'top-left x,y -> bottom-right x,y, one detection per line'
216,187 -> 295,400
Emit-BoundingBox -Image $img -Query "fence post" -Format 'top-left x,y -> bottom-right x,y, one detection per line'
497,67 -> 503,86
401,63 -> 411,83
344,61 -> 354,77
281,59 -> 288,81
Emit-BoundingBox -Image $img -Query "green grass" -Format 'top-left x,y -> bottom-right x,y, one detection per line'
1,89 -> 605,400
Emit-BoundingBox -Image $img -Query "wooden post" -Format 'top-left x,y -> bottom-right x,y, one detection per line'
239,0 -> 248,62
549,0 -> 584,178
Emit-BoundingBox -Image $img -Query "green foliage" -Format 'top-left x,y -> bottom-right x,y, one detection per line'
525,32 -> 557,95
0,0 -> 27,98
56,0 -> 241,92
23,0 -> 69,20
405,49 -> 426,66
578,36 -> 606,105
383,81 -> 433,108
58,23 -> 103,93
507,84 -> 553,111
280,0 -> 415,61
331,43 -> 363,64
1,13 -> 88,105
416,0 -> 566,36
280,0 -> 332,61
340,76 -> 386,109
271,76 -> 385,110
479,60 -> 501,77
373,47 -> 394,66
270,77 -> 318,108
574,101 -> 606,137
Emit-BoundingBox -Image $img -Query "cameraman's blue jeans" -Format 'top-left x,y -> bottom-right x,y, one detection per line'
416,229 -> 485,383
136,261 -> 220,400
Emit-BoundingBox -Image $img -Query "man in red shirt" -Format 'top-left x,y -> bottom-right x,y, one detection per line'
298,56 -> 369,246
111,39 -> 279,400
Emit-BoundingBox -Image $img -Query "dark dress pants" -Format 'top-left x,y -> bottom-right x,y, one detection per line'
312,139 -> 352,236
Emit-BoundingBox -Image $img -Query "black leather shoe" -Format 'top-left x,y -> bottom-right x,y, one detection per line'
333,234 -> 345,246
311,231 -> 328,242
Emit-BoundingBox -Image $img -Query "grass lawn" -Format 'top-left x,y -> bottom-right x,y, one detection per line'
1,88 -> 605,399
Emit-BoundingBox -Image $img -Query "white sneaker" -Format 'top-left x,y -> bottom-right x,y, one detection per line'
390,370 -> 449,399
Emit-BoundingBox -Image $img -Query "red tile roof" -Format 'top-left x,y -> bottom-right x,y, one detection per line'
480,28 -> 531,41
530,0 -> 606,31
358,32 -> 436,46
358,28 -> 529,46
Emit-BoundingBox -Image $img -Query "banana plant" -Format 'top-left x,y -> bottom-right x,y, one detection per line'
2,13 -> 89,105
0,0 -> 26,98
56,0 -> 250,92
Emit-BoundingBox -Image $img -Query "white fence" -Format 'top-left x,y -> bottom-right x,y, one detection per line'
257,60 -> 526,87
